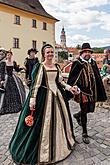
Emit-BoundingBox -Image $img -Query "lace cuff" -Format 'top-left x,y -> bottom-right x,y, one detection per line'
65,84 -> 72,91
30,97 -> 36,107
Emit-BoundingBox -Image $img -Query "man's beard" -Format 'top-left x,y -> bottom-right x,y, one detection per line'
84,55 -> 91,61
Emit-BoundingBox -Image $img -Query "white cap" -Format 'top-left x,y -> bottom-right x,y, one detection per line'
0,47 -> 5,51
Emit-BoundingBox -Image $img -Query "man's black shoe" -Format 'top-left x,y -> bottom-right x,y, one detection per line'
73,114 -> 82,126
82,133 -> 90,144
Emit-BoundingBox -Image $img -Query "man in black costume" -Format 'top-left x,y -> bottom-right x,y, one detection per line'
24,48 -> 39,87
67,43 -> 107,144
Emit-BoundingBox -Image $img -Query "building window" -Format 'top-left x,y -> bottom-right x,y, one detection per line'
14,15 -> 20,25
43,41 -> 46,46
43,22 -> 47,30
32,19 -> 37,28
13,38 -> 19,48
32,40 -> 37,49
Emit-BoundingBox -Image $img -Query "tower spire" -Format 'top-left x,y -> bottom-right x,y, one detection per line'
60,26 -> 66,48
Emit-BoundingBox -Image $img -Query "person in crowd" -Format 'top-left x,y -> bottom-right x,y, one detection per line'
103,48 -> 109,64
6,50 -> 24,73
67,43 -> 107,144
101,48 -> 110,89
24,48 -> 39,87
0,47 -> 7,93
9,44 -> 79,165
0,50 -> 26,115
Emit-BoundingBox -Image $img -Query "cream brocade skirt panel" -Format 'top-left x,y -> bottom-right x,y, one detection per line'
38,71 -> 75,164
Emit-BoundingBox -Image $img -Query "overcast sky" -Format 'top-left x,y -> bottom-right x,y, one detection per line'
40,0 -> 110,47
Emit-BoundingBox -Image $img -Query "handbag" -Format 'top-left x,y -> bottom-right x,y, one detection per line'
25,107 -> 35,127
74,94 -> 80,103
74,93 -> 89,103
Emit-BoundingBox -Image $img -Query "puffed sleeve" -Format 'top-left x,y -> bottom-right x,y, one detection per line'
0,61 -> 6,81
57,64 -> 72,91
29,64 -> 43,106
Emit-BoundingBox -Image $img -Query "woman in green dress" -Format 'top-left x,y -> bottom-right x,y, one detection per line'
9,44 -> 79,165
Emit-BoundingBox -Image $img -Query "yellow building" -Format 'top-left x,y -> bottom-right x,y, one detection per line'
0,0 -> 58,65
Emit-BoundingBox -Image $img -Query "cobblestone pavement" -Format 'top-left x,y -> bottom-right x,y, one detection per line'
0,101 -> 110,165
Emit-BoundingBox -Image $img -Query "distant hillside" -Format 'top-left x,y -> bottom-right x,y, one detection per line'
93,46 -> 110,49
92,46 -> 110,53
101,46 -> 110,49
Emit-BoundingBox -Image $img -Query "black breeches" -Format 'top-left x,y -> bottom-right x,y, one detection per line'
81,111 -> 87,134
80,102 -> 95,134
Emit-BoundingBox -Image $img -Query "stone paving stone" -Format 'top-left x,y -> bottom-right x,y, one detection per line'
102,147 -> 110,156
102,134 -> 108,139
88,130 -> 98,137
56,162 -> 63,165
0,155 -> 8,164
73,150 -> 84,159
101,159 -> 110,165
2,158 -> 11,165
96,138 -> 104,144
93,126 -> 105,133
0,101 -> 110,165
100,144 -> 107,149
82,152 -> 91,159
76,155 -> 84,161
90,148 -> 100,157
92,135 -> 99,141
96,153 -> 107,161
63,160 -> 86,165
103,140 -> 110,147
85,158 -> 94,165
62,161 -> 75,165
88,143 -> 98,149
4,150 -> 10,157
95,133 -> 106,140
95,145 -> 104,153
91,156 -> 101,164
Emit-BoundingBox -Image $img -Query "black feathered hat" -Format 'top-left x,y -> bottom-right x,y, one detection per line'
27,48 -> 38,55
80,43 -> 93,55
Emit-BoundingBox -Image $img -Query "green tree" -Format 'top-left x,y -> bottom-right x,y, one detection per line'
58,51 -> 68,62
76,44 -> 81,50
92,47 -> 104,53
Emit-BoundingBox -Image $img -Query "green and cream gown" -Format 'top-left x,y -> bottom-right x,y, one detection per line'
9,63 -> 75,165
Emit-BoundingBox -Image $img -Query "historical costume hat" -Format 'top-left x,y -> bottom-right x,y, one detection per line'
80,43 -> 93,55
27,48 -> 38,55
0,47 -> 6,51
0,47 -> 6,61
41,44 -> 53,55
6,48 -> 13,54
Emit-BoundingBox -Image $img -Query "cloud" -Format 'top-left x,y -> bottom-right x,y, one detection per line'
40,0 -> 110,47
66,34 -> 90,47
66,34 -> 110,47
66,9 -> 102,31
98,13 -> 110,31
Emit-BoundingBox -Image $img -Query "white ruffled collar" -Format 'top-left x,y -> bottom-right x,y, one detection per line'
80,56 -> 92,63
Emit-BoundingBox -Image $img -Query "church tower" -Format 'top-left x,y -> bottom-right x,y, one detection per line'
60,26 -> 66,48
